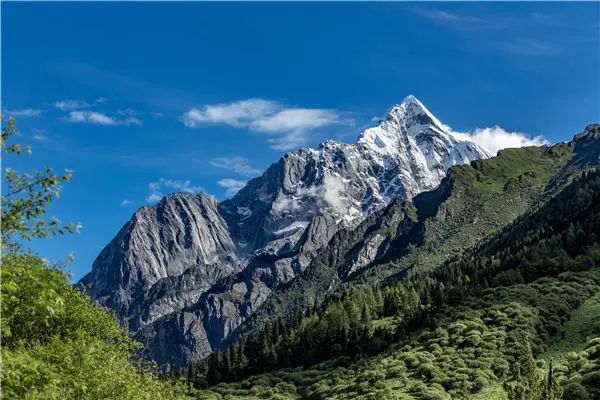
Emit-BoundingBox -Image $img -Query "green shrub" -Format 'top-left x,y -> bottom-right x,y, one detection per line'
1,254 -> 189,399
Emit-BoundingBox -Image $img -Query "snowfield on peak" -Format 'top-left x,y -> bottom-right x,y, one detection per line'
219,95 -> 490,258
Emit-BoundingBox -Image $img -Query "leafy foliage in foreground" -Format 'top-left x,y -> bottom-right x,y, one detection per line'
0,117 -> 189,399
1,254 -> 190,399
1,116 -> 79,248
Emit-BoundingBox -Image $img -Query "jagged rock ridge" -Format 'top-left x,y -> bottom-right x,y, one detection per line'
81,95 -> 490,370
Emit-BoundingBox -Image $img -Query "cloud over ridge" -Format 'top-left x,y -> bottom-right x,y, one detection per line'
181,98 -> 351,150
146,178 -> 204,203
217,178 -> 246,198
450,126 -> 549,155
210,157 -> 261,177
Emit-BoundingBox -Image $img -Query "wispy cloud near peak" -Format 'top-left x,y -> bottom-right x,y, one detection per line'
210,156 -> 261,177
182,98 -> 352,150
217,178 -> 246,198
146,178 -> 204,203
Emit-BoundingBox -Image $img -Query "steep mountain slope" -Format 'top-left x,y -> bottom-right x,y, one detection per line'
218,95 -> 488,258
237,129 -> 595,341
81,95 -> 489,370
79,193 -> 241,331
193,134 -> 600,400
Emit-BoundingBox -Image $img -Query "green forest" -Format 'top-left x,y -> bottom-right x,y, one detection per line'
190,166 -> 600,399
2,117 -> 599,400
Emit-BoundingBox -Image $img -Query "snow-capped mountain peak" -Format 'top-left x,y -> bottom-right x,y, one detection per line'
358,95 -> 450,151
83,95 -> 491,370
385,94 -> 445,131
220,96 -> 490,256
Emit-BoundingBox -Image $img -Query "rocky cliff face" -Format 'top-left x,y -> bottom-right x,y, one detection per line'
81,95 -> 490,370
79,193 -> 241,331
219,95 -> 488,258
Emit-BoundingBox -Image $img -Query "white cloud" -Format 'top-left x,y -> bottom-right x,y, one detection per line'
4,108 -> 44,118
217,178 -> 246,198
55,99 -> 91,111
31,128 -> 48,141
121,199 -> 132,206
410,7 -> 485,24
249,108 -> 344,132
146,178 -> 204,203
498,39 -> 562,56
146,192 -> 163,203
95,97 -> 108,104
182,99 -> 280,128
182,98 -> 351,150
450,126 -> 549,156
210,156 -> 261,176
66,110 -> 112,124
271,174 -> 348,216
64,110 -> 142,126
116,108 -> 138,116
321,174 -> 347,214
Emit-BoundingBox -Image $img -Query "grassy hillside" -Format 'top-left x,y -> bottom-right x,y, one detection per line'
242,140 -> 582,342
191,140 -> 600,398
362,142 -> 575,282
195,271 -> 600,400
542,293 -> 600,363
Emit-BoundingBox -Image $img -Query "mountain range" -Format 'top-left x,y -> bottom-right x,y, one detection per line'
83,102 -> 600,374
194,126 -> 600,399
80,95 -> 494,370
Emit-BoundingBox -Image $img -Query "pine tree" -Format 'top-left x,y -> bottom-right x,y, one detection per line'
542,362 -> 562,400
505,342 -> 545,400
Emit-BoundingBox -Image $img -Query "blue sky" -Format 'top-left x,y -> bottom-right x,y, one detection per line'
2,2 -> 599,280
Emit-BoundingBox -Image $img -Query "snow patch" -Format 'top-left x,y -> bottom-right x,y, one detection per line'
274,221 -> 309,235
236,207 -> 252,219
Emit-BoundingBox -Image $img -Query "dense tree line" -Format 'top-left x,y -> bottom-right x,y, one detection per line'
189,168 -> 600,388
196,244 -> 600,399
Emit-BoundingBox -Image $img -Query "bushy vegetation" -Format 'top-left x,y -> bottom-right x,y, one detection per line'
0,117 -> 190,399
543,293 -> 600,400
192,167 -> 600,381
191,162 -> 600,398
1,254 -> 190,399
195,270 -> 599,399
241,139 -> 579,344
559,336 -> 600,400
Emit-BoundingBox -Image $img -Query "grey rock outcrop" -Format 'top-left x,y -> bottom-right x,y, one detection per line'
80,192 -> 241,331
